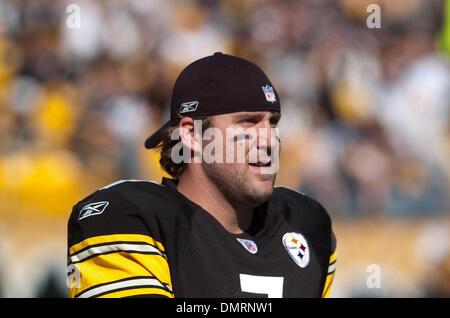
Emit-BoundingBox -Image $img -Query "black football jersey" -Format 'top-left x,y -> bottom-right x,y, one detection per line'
67,178 -> 336,298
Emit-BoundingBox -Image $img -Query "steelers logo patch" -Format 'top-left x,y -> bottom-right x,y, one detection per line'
282,232 -> 310,268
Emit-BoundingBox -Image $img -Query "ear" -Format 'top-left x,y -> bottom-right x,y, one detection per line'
178,117 -> 203,154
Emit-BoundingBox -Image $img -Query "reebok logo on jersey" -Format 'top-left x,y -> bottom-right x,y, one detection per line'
179,101 -> 198,113
79,201 -> 109,220
282,232 -> 310,268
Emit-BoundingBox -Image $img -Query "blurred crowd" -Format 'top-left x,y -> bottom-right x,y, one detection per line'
0,0 -> 449,218
0,0 -> 449,297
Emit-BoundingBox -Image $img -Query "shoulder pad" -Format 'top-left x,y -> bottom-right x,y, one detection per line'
272,186 -> 332,224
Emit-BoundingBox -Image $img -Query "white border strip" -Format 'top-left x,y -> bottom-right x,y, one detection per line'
328,262 -> 336,274
70,243 -> 163,263
100,179 -> 162,190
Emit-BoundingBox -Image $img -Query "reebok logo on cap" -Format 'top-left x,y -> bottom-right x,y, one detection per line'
180,101 -> 199,114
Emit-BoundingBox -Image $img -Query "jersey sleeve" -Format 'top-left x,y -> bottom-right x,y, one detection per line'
321,231 -> 337,298
67,190 -> 174,298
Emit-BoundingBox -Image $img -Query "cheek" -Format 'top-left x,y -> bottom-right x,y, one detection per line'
222,163 -> 249,182
223,138 -> 249,163
203,162 -> 248,184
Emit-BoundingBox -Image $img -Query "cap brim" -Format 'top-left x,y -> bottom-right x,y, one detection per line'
144,120 -> 172,149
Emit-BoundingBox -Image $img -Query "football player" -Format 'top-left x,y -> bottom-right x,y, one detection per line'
67,52 -> 336,298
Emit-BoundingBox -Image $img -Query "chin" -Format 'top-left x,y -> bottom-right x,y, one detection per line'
248,180 -> 274,203
250,172 -> 276,189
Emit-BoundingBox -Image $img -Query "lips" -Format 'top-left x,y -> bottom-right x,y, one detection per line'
249,160 -> 271,167
248,151 -> 272,168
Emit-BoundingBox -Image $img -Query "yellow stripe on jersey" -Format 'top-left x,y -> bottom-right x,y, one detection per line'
68,234 -> 173,298
322,250 -> 337,298
69,234 -> 165,255
322,272 -> 335,298
98,287 -> 174,298
74,276 -> 172,298
329,250 -> 337,264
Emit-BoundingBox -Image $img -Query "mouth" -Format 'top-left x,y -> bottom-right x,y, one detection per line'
249,161 -> 271,168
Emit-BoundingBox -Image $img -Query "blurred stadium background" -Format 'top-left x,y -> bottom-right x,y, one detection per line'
0,0 -> 449,297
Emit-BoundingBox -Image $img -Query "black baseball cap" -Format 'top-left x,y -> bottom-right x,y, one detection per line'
145,52 -> 281,149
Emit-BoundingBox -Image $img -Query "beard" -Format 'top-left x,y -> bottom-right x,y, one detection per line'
202,162 -> 276,209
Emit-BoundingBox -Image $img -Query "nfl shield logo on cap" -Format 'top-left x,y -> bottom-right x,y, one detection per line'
262,85 -> 276,103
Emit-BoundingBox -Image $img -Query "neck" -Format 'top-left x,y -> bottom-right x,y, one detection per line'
177,167 -> 253,234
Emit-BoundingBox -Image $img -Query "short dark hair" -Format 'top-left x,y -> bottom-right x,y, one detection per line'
158,116 -> 213,179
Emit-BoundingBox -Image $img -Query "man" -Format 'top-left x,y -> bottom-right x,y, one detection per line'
67,52 -> 336,298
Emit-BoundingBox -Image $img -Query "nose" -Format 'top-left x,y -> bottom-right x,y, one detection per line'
255,120 -> 279,155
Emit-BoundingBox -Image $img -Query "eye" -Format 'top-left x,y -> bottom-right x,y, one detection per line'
269,117 -> 280,126
239,117 -> 258,124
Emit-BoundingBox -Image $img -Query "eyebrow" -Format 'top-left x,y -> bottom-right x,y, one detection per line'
233,112 -> 281,121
